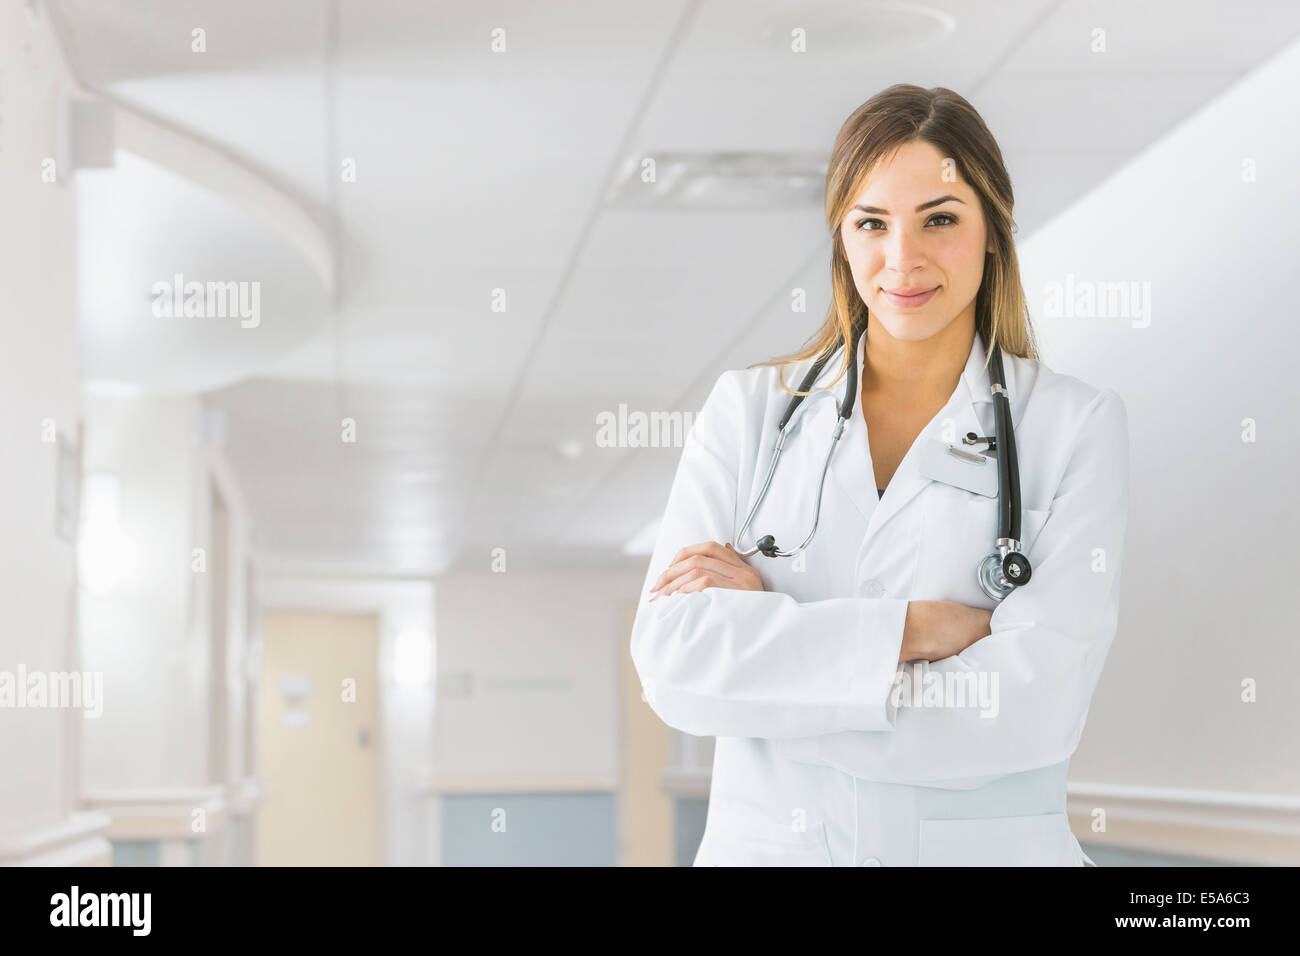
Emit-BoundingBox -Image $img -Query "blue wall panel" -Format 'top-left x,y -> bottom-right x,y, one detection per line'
441,792 -> 616,866
111,840 -> 160,867
674,797 -> 708,867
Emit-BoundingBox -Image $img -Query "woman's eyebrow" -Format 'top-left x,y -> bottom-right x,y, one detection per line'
851,195 -> 966,215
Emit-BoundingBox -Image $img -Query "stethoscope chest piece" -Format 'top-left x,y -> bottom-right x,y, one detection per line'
977,540 -> 1033,601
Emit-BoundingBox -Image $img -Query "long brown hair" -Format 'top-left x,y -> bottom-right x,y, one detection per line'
751,84 -> 1039,394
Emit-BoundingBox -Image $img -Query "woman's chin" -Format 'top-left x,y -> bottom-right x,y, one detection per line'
870,316 -> 942,341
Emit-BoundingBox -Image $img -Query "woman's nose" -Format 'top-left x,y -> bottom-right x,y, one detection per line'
883,230 -> 928,274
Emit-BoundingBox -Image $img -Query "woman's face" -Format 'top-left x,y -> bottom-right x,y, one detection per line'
838,139 -> 992,343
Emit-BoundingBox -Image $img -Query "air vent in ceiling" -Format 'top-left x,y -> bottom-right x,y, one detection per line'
607,151 -> 829,208
756,2 -> 955,55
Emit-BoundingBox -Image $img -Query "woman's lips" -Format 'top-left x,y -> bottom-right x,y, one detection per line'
883,286 -> 938,308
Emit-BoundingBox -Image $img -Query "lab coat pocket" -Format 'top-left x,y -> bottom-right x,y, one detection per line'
917,488 -> 1050,609
694,803 -> 834,867
916,811 -> 1080,866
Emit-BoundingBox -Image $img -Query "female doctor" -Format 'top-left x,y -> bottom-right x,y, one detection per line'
629,84 -> 1129,867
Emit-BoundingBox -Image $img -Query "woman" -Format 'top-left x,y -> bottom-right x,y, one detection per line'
629,84 -> 1129,867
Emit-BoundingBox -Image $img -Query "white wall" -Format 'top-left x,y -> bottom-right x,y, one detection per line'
0,0 -> 84,839
77,393 -> 255,864
1019,38 -> 1300,795
0,5 -> 256,863
201,412 -> 255,799
431,569 -> 643,785
80,395 -> 210,789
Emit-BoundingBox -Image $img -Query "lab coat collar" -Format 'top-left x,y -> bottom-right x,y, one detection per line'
808,323 -> 1027,535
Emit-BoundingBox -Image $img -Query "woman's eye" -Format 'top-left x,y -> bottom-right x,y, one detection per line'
854,213 -> 957,231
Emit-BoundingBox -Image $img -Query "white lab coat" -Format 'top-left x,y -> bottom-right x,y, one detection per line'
629,328 -> 1128,866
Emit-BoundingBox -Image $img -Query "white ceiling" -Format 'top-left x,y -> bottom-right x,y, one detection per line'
48,0 -> 1300,577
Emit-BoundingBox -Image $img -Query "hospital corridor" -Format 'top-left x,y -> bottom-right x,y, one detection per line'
2,0 -> 1298,875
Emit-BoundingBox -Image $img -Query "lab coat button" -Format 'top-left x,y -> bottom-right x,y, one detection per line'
861,579 -> 886,598
860,856 -> 882,866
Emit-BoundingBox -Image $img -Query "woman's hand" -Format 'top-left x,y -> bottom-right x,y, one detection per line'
900,600 -> 994,663
648,542 -> 766,600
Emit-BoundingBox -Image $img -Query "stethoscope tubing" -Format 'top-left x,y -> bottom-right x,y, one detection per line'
733,317 -> 864,558
988,345 -> 1020,544
730,319 -> 1030,599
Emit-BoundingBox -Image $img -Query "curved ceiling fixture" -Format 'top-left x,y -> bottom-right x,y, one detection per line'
38,1 -> 335,295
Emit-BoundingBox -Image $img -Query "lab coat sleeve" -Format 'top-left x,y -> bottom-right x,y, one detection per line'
773,388 -> 1130,784
628,370 -> 909,740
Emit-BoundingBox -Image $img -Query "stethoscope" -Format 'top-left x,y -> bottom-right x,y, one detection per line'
731,317 -> 1033,602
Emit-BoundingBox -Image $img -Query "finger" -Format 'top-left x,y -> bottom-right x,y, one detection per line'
660,561 -> 743,598
661,556 -> 762,597
651,554 -> 766,599
659,569 -> 715,597
674,575 -> 722,596
656,567 -> 726,600
656,555 -> 749,596
651,542 -> 739,591
670,541 -> 731,567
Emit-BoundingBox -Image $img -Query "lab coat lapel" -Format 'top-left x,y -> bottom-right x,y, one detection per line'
827,327 -> 1023,539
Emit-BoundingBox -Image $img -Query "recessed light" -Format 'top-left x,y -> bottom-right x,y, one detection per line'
555,439 -> 585,460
